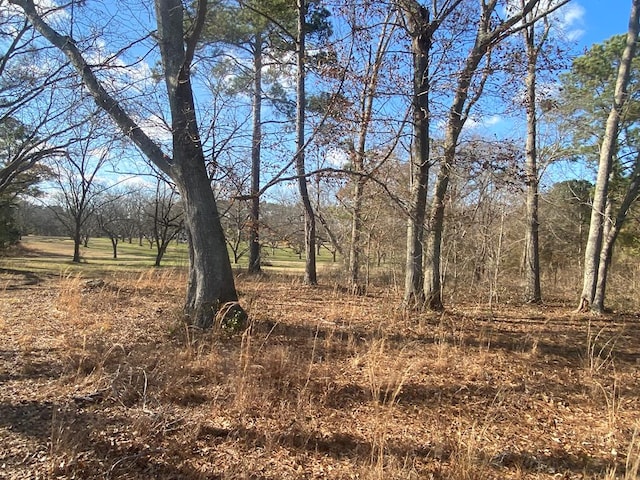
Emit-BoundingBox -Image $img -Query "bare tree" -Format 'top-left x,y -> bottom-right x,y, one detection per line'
0,12 -> 84,198
422,0 -> 569,310
520,1 -> 553,304
146,178 -> 184,267
397,0 -> 463,308
48,120 -> 111,263
97,192 -> 130,260
343,5 -> 399,294
9,0 -> 243,326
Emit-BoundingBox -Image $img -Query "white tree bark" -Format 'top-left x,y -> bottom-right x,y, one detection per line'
578,0 -> 640,312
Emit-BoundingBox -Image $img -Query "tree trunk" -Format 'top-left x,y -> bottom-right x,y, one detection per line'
423,153 -> 451,311
11,0 -> 243,327
248,34 -> 263,274
317,211 -> 344,260
348,176 -> 365,293
165,65 -> 239,326
72,229 -> 81,263
402,1 -> 431,309
175,165 -> 238,327
156,0 -> 242,326
422,14 -> 491,310
346,10 -> 394,294
577,0 -> 640,312
418,0 -> 564,310
111,237 -> 118,259
420,0 -> 551,310
592,199 -> 613,313
523,17 -> 544,304
155,243 -> 166,267
295,0 -> 317,285
592,156 -> 640,312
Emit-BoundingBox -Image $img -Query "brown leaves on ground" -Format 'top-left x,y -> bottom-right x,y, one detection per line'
1,269 -> 639,479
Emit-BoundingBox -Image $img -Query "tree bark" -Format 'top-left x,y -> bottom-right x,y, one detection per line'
401,1 -> 431,309
424,146 -> 452,311
248,34 -> 263,274
423,38 -> 481,310
295,0 -> 317,285
156,0 -> 240,326
72,227 -> 81,263
348,175 -> 366,293
577,0 -> 640,312
522,11 -> 547,304
592,156 -> 640,312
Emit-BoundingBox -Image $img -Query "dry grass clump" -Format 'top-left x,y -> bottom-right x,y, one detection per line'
1,268 -> 640,479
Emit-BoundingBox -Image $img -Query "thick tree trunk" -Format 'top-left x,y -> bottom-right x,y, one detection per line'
157,0 -> 242,327
296,0 -> 317,285
402,1 -> 431,309
176,166 -> 238,327
578,0 -> 640,312
248,35 -> 262,274
72,229 -> 81,263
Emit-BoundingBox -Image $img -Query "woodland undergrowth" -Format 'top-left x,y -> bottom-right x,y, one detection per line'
1,268 -> 639,479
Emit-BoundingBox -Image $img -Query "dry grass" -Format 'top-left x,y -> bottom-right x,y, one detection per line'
1,262 -> 640,479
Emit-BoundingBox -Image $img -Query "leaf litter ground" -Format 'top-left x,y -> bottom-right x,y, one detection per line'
1,265 -> 639,479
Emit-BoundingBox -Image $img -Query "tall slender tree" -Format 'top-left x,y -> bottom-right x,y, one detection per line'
576,0 -> 640,312
422,0 -> 569,310
520,1 -> 553,304
343,5 -> 398,294
295,0 -> 317,285
203,0 -> 300,274
398,0 -> 463,308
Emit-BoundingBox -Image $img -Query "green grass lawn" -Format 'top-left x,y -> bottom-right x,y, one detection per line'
2,235 -> 341,277
0,236 -> 188,277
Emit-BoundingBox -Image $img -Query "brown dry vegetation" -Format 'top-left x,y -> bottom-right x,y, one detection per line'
1,242 -> 640,479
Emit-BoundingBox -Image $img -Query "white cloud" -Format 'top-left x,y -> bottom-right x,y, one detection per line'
502,0 -> 586,41
464,114 -> 502,130
137,113 -> 172,144
0,0 -> 69,34
116,175 -> 154,190
554,2 -> 586,41
325,148 -> 349,167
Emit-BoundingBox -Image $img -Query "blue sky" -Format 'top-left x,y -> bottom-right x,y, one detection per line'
576,0 -> 632,49
535,0 -> 635,186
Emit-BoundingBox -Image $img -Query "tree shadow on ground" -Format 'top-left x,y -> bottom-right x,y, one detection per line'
249,313 -> 640,369
0,267 -> 45,288
0,348 -> 64,383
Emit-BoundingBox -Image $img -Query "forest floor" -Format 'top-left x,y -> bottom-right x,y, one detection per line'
1,240 -> 640,479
